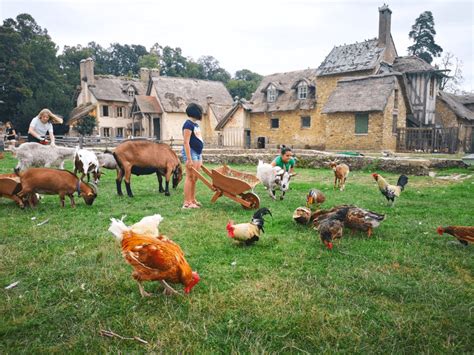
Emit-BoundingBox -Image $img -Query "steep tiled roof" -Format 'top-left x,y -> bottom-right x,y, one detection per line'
317,39 -> 384,76
250,68 -> 318,113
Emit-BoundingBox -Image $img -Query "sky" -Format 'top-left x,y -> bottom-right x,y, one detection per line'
1,0 -> 473,91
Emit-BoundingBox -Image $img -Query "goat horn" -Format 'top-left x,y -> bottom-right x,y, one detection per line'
88,182 -> 98,194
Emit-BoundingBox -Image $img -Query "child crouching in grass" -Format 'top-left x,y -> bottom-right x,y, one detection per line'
182,103 -> 204,209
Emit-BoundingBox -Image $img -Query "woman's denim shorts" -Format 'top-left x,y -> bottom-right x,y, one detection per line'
182,147 -> 202,162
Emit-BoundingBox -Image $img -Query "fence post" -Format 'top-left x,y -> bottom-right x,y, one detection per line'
79,135 -> 84,149
170,136 -> 174,148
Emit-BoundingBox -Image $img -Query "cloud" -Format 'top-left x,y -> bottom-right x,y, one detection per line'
1,0 -> 472,90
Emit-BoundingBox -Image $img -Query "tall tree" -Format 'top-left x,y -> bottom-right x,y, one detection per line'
197,56 -> 231,83
226,69 -> 262,100
408,11 -> 443,64
0,14 -> 71,133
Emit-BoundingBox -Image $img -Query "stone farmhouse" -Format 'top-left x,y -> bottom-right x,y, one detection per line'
218,5 -> 414,150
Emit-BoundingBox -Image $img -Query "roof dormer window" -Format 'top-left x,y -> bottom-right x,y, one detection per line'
297,82 -> 308,100
128,87 -> 135,98
267,84 -> 277,103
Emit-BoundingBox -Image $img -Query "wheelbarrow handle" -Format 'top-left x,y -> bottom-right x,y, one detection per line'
191,167 -> 215,191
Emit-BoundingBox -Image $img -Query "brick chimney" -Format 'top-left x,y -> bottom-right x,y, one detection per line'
378,4 -> 392,48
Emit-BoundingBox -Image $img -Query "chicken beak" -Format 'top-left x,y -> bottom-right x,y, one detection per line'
327,242 -> 333,250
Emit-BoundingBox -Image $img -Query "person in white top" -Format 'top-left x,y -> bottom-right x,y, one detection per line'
28,108 -> 63,146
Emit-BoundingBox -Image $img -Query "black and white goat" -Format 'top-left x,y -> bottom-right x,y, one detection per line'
74,148 -> 102,184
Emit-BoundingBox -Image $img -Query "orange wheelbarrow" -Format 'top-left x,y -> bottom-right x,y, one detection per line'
191,164 -> 260,209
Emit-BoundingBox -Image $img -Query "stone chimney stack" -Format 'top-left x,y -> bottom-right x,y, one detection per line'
140,68 -> 150,82
206,95 -> 214,104
150,68 -> 160,78
83,57 -> 95,85
378,4 -> 392,48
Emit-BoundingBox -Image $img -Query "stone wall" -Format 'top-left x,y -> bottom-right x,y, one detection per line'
249,108 -> 324,149
435,99 -> 458,128
192,151 -> 467,176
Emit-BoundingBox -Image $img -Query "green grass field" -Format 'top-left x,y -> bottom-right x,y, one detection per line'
1,152 -> 473,353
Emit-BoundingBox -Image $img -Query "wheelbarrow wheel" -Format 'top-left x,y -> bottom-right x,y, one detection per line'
241,192 -> 260,210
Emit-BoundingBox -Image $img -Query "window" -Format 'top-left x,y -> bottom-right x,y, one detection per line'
297,82 -> 308,99
270,118 -> 279,129
301,116 -> 311,128
103,127 -> 111,137
355,113 -> 369,134
117,106 -> 123,117
102,105 -> 109,117
392,114 -> 398,134
117,127 -> 124,137
429,77 -> 435,98
128,87 -> 135,98
267,85 -> 277,102
394,89 -> 399,110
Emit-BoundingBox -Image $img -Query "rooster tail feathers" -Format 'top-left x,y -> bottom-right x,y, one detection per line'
108,216 -> 129,241
397,175 -> 409,190
253,207 -> 272,220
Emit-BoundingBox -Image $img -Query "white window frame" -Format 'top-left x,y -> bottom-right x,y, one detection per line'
297,82 -> 308,100
128,87 -> 135,98
103,127 -> 111,137
267,85 -> 277,102
117,106 -> 123,117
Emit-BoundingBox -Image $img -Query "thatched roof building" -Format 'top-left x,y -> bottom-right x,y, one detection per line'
322,73 -> 410,114
250,68 -> 318,113
438,91 -> 474,121
150,77 -> 233,114
88,76 -> 146,102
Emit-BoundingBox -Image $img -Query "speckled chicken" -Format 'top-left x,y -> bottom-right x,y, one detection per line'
314,207 -> 349,249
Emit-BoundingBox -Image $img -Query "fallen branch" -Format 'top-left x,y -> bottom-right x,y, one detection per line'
36,219 -> 50,227
99,329 -> 148,345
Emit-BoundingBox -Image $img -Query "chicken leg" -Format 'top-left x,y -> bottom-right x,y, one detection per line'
160,280 -> 179,296
137,281 -> 152,297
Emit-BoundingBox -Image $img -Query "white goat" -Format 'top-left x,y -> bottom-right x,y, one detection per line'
256,160 -> 295,200
74,148 -> 101,184
96,150 -> 118,171
13,143 -> 75,171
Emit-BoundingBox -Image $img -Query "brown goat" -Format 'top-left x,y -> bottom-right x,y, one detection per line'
113,140 -> 183,197
0,173 -> 39,208
329,161 -> 350,191
17,168 -> 97,207
0,174 -> 25,207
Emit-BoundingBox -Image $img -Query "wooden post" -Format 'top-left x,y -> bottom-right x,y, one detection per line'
79,135 -> 84,149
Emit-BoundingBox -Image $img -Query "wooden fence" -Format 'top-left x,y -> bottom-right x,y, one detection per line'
396,126 -> 474,154
17,136 -> 185,149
